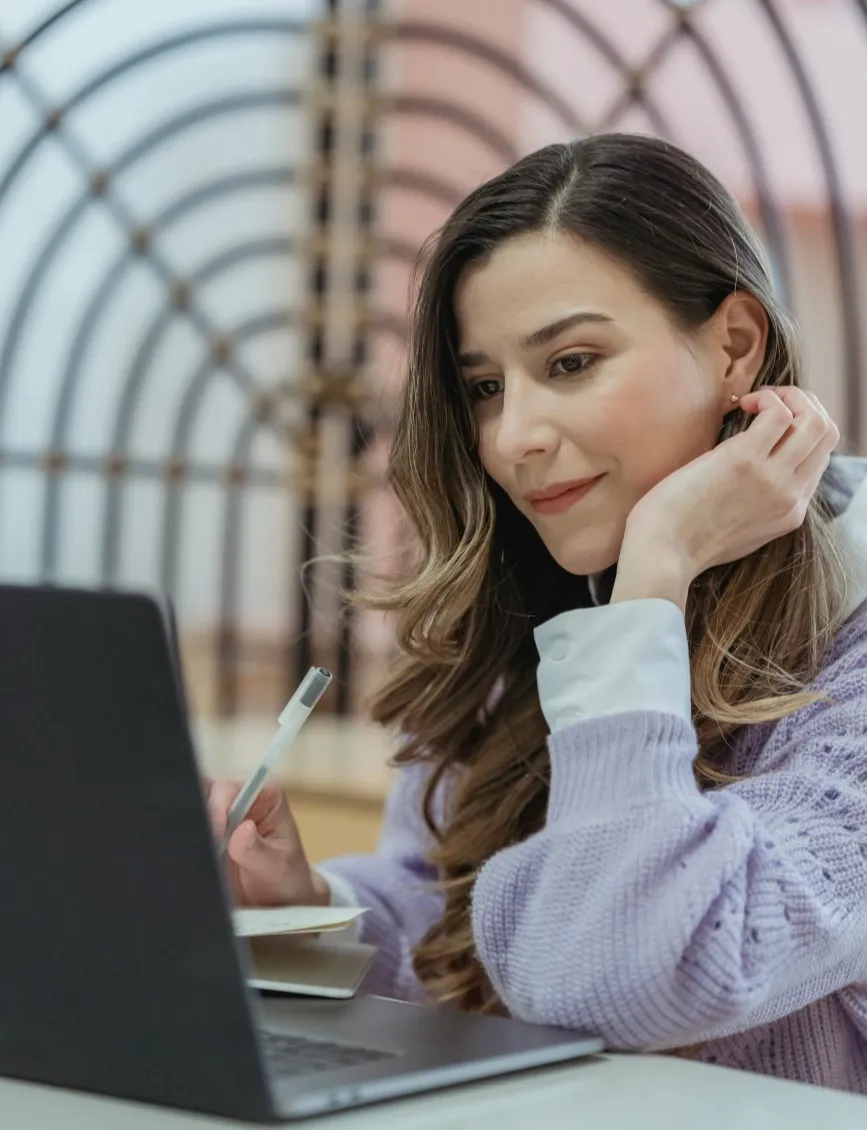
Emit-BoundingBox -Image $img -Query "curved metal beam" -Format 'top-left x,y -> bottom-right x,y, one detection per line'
387,20 -> 585,135
157,307 -> 298,599
102,305 -> 296,587
386,95 -> 518,164
0,90 -> 301,448
535,0 -> 674,139
0,20 -> 307,208
40,166 -> 297,577
757,0 -> 862,449
214,413 -> 260,717
159,311 -> 408,598
99,239 -> 298,585
672,14 -> 793,306
378,167 -> 466,208
0,0 -> 91,74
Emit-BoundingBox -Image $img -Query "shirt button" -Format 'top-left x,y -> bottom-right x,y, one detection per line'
549,637 -> 570,661
558,708 -> 582,727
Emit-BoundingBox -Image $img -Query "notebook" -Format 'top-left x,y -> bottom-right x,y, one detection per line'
233,906 -> 377,999
233,907 -> 367,937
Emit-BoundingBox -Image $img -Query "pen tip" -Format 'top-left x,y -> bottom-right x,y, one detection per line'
300,667 -> 332,708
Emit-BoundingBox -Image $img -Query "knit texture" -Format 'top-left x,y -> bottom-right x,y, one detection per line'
322,604 -> 867,1093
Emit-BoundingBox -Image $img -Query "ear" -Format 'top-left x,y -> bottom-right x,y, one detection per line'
710,292 -> 769,403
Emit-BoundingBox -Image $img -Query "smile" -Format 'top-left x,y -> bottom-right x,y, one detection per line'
528,475 -> 604,515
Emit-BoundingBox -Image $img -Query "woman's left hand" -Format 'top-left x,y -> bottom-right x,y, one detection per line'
612,387 -> 839,610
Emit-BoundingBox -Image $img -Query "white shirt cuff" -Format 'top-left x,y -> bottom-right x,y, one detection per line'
313,867 -> 361,941
533,599 -> 692,732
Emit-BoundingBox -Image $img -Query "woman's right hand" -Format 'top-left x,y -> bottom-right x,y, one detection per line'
205,777 -> 330,908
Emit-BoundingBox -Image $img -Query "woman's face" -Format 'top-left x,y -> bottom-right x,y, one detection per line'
453,231 -> 732,576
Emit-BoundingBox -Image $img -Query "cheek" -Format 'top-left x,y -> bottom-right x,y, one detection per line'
475,423 -> 504,484
602,355 -> 719,486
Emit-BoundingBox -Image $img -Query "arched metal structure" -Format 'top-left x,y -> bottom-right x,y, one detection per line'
0,0 -> 862,719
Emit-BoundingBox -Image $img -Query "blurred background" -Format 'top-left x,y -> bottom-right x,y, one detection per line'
1,0 -> 865,858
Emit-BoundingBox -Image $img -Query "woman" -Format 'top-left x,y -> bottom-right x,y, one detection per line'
209,134 -> 867,1090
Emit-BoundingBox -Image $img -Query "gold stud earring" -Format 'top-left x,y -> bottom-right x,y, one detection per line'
730,394 -> 740,405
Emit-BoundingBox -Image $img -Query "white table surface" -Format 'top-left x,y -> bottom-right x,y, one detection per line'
2,1053 -> 866,1130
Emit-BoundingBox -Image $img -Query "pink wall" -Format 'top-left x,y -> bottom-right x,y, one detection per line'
351,0 -> 867,700
521,0 -> 867,212
369,0 -> 867,424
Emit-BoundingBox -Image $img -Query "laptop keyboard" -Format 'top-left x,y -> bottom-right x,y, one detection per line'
259,1030 -> 395,1078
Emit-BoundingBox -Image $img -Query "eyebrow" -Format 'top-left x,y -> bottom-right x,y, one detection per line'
457,311 -> 614,369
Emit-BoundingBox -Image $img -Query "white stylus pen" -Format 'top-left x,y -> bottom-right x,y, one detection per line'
219,666 -> 332,855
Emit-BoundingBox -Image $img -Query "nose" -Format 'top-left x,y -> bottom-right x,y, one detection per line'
493,373 -> 560,465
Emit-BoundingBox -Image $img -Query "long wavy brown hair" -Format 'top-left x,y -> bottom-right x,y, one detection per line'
349,135 -> 850,1017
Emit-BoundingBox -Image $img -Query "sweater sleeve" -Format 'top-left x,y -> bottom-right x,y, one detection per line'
471,673 -> 867,1049
316,760 -> 442,1002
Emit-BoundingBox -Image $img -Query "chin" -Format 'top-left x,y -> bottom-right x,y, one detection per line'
543,533 -> 621,577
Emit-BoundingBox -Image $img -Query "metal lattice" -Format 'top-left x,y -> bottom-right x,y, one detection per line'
0,0 -> 864,722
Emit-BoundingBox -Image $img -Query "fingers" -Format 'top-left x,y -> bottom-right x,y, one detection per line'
794,438 -> 833,492
767,386 -> 821,460
738,386 -> 838,471
225,818 -> 296,898
791,390 -> 839,485
206,776 -> 293,848
226,819 -> 259,861
770,386 -> 838,471
206,779 -> 242,839
737,387 -> 794,455
243,778 -> 287,825
800,389 -> 839,447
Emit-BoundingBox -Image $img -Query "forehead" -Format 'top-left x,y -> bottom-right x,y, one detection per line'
453,232 -> 643,341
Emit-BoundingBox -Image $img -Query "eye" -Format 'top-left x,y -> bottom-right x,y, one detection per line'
549,352 -> 596,377
467,377 -> 504,402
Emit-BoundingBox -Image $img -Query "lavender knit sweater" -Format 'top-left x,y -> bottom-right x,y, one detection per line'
322,597 -> 867,1093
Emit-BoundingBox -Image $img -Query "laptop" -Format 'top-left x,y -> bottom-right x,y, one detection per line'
0,584 -> 603,1121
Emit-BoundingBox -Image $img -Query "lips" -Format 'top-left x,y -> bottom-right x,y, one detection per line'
524,477 -> 599,503
527,475 -> 603,515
